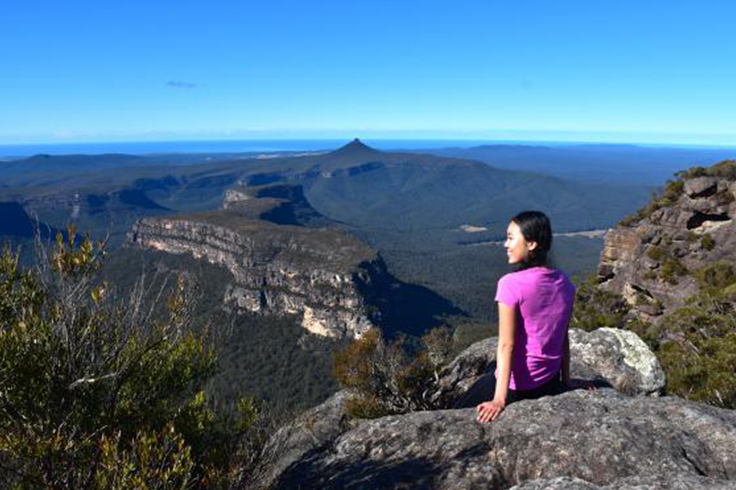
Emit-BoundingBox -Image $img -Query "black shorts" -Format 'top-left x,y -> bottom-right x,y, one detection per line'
455,371 -> 564,409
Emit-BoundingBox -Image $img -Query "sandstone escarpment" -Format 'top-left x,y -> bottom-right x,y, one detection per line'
127,185 -> 385,339
598,161 -> 736,321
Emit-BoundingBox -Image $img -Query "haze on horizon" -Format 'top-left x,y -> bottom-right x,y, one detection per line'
2,0 -> 735,147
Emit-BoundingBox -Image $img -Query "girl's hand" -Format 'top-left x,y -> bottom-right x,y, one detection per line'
566,379 -> 598,391
476,399 -> 505,422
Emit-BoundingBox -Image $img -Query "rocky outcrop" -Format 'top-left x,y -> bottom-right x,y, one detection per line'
258,328 -> 672,489
598,162 -> 736,321
266,392 -> 736,490
127,202 -> 383,339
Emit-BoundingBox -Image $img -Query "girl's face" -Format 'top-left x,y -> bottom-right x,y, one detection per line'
504,221 -> 537,264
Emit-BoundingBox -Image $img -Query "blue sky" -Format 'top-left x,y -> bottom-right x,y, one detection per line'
2,0 -> 736,145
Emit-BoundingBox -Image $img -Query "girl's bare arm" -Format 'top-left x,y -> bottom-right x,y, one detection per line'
494,302 -> 516,402
477,302 -> 516,422
562,329 -> 570,386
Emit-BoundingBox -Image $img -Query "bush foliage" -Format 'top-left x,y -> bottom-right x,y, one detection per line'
0,228 -> 263,489
677,159 -> 736,180
569,274 -> 630,331
617,179 -> 684,227
333,328 -> 454,419
657,287 -> 736,408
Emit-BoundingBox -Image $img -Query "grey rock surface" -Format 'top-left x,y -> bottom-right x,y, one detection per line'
684,176 -> 718,198
269,390 -> 736,490
256,390 -> 355,489
568,327 -> 665,395
435,337 -> 497,403
510,475 -> 736,490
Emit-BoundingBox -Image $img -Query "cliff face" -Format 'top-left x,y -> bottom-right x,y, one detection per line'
598,162 -> 736,320
127,185 -> 385,339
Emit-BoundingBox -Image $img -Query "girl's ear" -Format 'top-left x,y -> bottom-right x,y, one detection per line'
527,241 -> 538,251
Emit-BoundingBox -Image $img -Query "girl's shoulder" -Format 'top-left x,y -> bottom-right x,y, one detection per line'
500,267 -> 574,289
501,266 -> 564,278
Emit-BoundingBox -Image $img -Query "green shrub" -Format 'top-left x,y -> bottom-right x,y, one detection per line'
677,166 -> 707,179
679,160 -> 736,180
701,233 -> 715,251
569,275 -> 630,331
694,261 -> 736,291
334,327 -> 454,418
661,257 -> 688,284
709,160 -> 736,179
618,179 -> 686,226
659,333 -> 736,408
94,423 -> 194,489
0,229 -> 260,488
653,287 -> 736,408
662,180 -> 684,204
618,210 -> 645,227
647,246 -> 664,261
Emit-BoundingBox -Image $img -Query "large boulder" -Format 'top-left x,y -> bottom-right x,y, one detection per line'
684,176 -> 719,199
435,327 -> 665,404
568,327 -> 665,395
269,390 -> 736,489
434,337 -> 498,403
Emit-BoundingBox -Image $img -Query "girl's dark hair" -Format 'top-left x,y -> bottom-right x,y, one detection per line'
511,210 -> 553,269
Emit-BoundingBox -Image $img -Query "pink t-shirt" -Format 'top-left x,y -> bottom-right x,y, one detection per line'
494,266 -> 576,391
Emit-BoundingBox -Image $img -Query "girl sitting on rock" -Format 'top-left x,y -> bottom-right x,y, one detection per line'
457,210 -> 577,422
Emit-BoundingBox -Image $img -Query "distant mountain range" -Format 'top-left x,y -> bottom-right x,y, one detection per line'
0,139 -> 652,240
424,144 -> 736,185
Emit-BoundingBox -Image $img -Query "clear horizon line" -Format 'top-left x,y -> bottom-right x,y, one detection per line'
1,135 -> 736,151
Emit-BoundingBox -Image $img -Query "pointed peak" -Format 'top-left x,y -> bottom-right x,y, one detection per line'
330,138 -> 380,155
